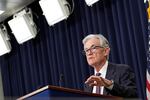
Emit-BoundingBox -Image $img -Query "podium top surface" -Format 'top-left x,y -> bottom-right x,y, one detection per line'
17,85 -> 123,100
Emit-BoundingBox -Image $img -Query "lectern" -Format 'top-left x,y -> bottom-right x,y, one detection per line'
17,85 -> 123,100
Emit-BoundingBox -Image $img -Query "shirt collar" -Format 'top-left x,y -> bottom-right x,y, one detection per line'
94,61 -> 108,76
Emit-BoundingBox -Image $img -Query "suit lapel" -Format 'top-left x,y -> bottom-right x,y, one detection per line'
105,63 -> 115,79
103,63 -> 115,95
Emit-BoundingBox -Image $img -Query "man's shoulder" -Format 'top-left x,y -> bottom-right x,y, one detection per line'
108,62 -> 131,70
108,62 -> 134,76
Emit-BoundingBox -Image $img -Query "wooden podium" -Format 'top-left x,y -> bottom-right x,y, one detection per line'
17,85 -> 123,100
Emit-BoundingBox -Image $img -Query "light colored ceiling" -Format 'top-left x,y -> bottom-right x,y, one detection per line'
0,0 -> 36,22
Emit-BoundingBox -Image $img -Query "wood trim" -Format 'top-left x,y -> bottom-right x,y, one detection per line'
17,85 -> 122,100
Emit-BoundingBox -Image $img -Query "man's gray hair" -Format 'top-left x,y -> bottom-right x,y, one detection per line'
82,34 -> 110,48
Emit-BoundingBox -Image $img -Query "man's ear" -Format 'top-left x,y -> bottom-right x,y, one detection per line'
104,47 -> 110,56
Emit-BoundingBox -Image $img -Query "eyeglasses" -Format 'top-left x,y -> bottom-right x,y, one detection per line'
82,45 -> 104,55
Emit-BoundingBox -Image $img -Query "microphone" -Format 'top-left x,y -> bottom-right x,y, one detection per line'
59,74 -> 64,87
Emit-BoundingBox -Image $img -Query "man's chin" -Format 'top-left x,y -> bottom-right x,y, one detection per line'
88,62 -> 96,67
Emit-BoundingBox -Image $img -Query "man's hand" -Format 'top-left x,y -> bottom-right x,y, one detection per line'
85,75 -> 113,87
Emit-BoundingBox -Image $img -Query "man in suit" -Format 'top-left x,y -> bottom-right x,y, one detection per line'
82,34 -> 137,97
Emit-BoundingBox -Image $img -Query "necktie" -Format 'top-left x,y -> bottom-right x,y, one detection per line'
96,73 -> 101,94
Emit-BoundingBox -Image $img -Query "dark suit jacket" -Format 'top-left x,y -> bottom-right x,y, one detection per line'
84,62 -> 138,98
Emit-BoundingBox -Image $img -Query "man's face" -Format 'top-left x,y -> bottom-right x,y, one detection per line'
84,38 -> 109,67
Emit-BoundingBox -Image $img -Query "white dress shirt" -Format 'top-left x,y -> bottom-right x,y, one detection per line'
92,61 -> 108,94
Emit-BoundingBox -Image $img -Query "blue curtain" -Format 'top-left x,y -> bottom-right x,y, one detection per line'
0,0 -> 147,99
